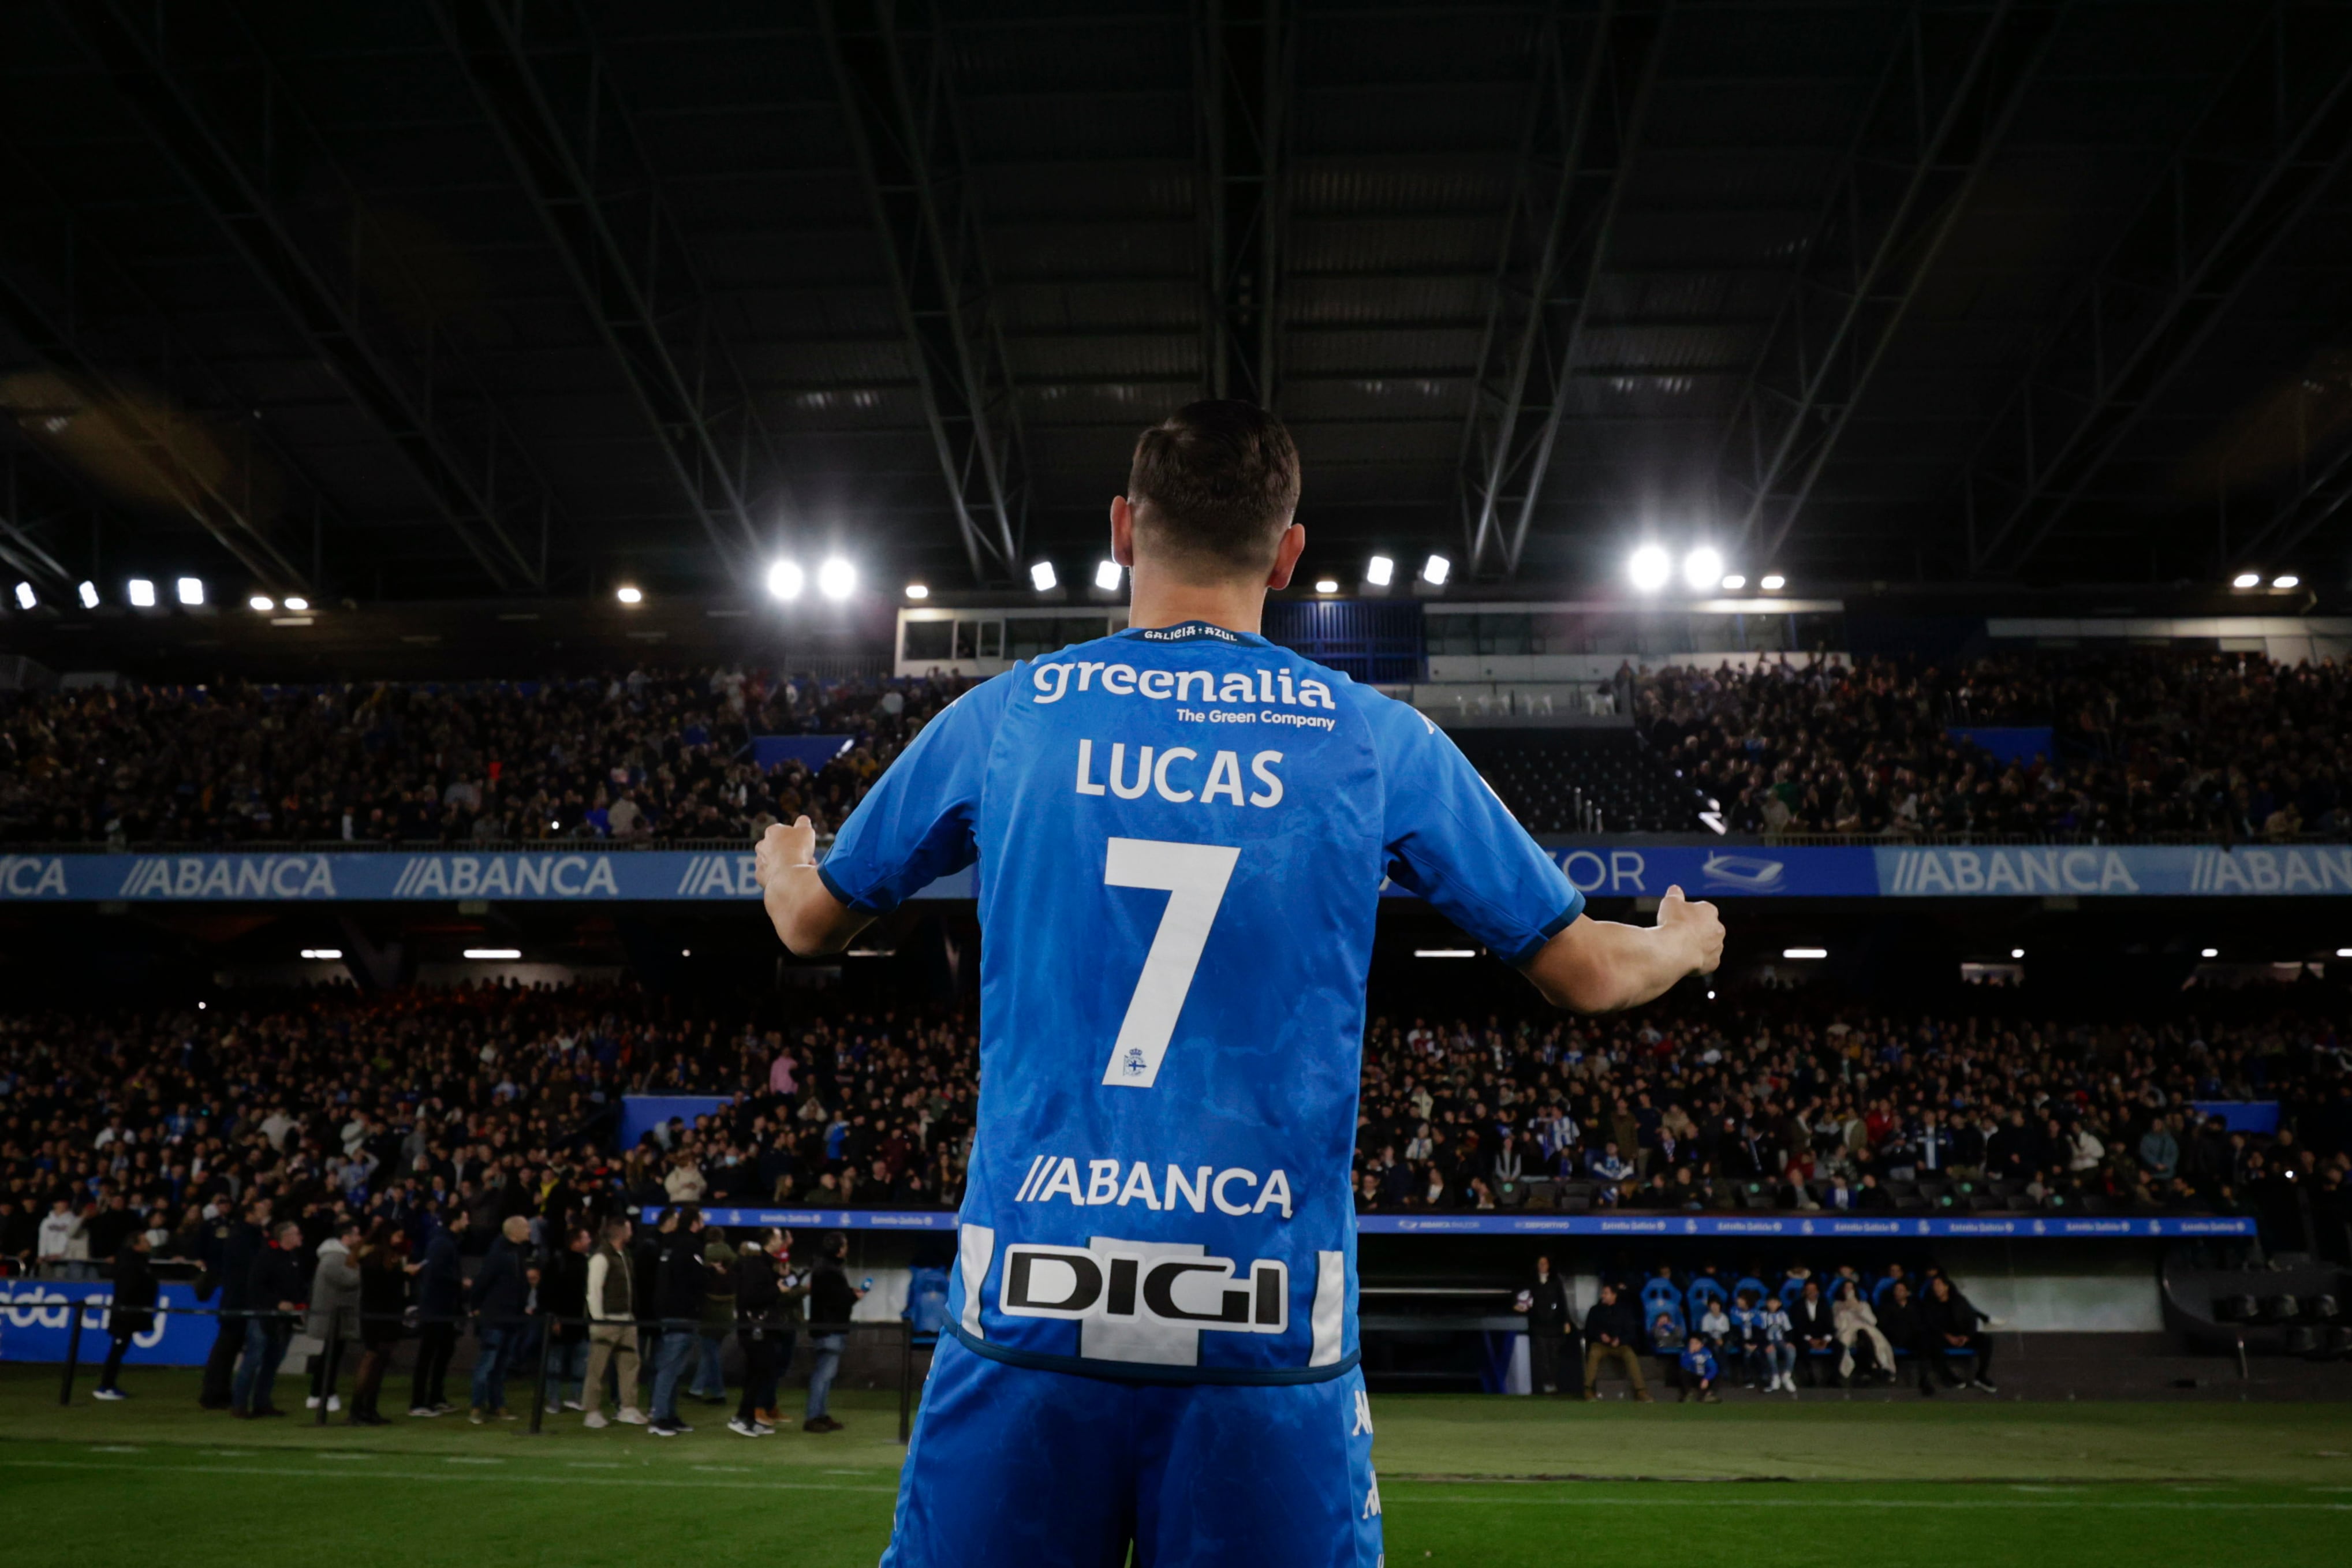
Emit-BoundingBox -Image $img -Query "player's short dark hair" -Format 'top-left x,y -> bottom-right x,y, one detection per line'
1126,400 -> 1301,575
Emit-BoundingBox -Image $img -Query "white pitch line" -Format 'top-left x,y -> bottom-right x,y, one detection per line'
0,1458 -> 897,1494
1385,1494 -> 2350,1511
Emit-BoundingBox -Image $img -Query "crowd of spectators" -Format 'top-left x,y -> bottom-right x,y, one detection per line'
0,984 -> 972,1425
1537,1255 -> 1999,1401
1637,648 -> 2352,841
1350,998 -> 2352,1254
0,666 -> 975,846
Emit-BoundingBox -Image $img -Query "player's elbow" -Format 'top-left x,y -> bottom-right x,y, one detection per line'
1529,962 -> 1625,1014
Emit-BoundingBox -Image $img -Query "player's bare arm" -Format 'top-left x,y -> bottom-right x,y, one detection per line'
1521,883 -> 1723,1013
754,815 -> 871,956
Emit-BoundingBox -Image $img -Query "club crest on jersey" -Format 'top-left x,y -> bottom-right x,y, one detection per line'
1121,1046 -> 1148,1078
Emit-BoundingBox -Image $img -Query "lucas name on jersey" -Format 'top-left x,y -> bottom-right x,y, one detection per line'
1014,1155 -> 1296,1218
1073,739 -> 1288,807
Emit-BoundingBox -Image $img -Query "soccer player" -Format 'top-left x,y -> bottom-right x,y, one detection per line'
754,400 -> 1723,1566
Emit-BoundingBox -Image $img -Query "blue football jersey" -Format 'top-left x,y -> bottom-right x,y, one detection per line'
819,620 -> 1581,1383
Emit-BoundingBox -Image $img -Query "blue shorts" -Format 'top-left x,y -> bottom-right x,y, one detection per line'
881,1335 -> 1384,1568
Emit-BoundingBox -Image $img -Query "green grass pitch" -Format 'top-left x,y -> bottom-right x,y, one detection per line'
1,1368 -> 2347,1566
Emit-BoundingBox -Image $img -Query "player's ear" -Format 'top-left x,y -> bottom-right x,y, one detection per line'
1265,521 -> 1304,589
1110,495 -> 1136,568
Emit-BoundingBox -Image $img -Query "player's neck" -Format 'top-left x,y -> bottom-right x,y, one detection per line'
1125,568 -> 1268,637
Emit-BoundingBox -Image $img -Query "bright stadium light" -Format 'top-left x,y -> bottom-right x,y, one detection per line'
2338,947 -> 2352,958
78,581 -> 99,608
1682,546 -> 1723,592
300,948 -> 344,961
282,596 -> 309,612
2231,572 -> 2261,589
2200,947 -> 2219,958
1783,947 -> 1828,960
464,948 -> 522,961
766,560 -> 804,600
1313,578 -> 1339,594
127,577 -> 157,607
176,577 -> 204,606
1414,949 -> 1476,958
1094,559 -> 1122,592
1030,561 -> 1058,592
11,582 -> 33,611
1627,544 -> 1671,593
904,583 -> 929,600
249,595 -> 275,612
2011,947 -> 2025,959
1365,555 -> 1395,587
1420,553 -> 1451,587
1720,574 -> 1746,591
2273,573 -> 2300,589
615,585 -> 644,604
1760,573 -> 1786,591
818,557 -> 856,600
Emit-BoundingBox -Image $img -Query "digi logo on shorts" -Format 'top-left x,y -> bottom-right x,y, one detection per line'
998,1236 -> 1288,1365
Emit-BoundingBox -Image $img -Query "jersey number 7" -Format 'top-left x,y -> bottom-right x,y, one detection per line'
1099,837 -> 1240,1090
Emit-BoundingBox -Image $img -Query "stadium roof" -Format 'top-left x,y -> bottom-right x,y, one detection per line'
2,0 -> 2351,609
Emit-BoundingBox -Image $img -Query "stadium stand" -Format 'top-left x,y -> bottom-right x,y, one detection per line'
0,669 -> 973,846
4,987 -> 2346,1283
1638,650 -> 2352,841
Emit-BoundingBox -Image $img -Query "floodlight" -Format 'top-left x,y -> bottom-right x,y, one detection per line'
1421,553 -> 1451,587
1760,574 -> 1786,591
1365,555 -> 1395,587
615,585 -> 644,604
2231,572 -> 2261,589
78,582 -> 99,608
1094,559 -> 1122,592
1682,547 -> 1723,592
766,560 -> 804,600
1030,561 -> 1058,592
249,595 -> 275,612
1627,545 -> 1671,592
176,577 -> 204,606
817,558 -> 855,600
904,583 -> 929,600
127,578 -> 156,607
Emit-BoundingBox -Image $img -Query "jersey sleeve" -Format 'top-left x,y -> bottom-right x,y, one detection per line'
1364,695 -> 1583,966
816,674 -> 1010,914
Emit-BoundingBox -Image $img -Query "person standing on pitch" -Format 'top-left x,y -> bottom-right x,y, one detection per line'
1514,1253 -> 1576,1395
91,1230 -> 158,1401
755,399 -> 1723,1567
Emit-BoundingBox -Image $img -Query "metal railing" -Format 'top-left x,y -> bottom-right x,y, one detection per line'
47,1303 -> 933,1442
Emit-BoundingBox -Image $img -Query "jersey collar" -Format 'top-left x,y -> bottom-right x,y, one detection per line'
1114,619 -> 1271,648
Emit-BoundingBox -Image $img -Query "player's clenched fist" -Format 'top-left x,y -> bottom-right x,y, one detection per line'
755,815 -> 818,894
1656,884 -> 1724,976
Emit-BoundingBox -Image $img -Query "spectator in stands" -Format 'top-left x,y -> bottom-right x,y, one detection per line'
409,1205 -> 464,1417
1696,1293 -> 1730,1352
233,1220 -> 307,1419
542,1224 -> 593,1416
1675,1333 -> 1722,1403
803,1230 -> 865,1433
347,1222 -> 408,1427
648,1205 -> 707,1436
1877,1279 -> 1931,1395
1511,1256 -> 1575,1395
1831,1279 -> 1892,1384
91,1230 -> 156,1402
304,1219 -> 362,1414
583,1218 -> 647,1429
38,1198 -> 86,1279
730,1235 -> 785,1438
198,1195 -> 267,1410
1789,1279 -> 1836,1385
1757,1295 -> 1797,1393
468,1214 -> 531,1424
693,1229 -> 737,1405
1921,1276 -> 1998,1395
1580,1283 -> 1652,1402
